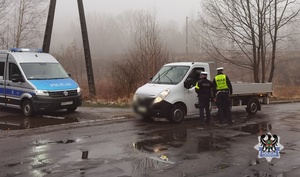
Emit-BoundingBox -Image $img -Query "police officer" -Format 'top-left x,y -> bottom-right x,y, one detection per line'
212,67 -> 233,124
195,71 -> 212,125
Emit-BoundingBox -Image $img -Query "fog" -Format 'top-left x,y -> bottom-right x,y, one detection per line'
51,0 -> 202,55
2,0 -> 296,98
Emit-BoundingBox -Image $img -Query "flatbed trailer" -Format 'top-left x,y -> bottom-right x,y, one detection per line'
133,62 -> 273,123
229,82 -> 273,114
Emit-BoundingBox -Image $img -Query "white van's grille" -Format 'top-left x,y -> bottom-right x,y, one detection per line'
48,90 -> 78,97
136,97 -> 154,106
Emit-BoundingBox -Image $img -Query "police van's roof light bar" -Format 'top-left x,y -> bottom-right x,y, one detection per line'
10,48 -> 43,53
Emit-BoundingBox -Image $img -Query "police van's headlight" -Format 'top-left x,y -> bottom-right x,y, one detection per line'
153,89 -> 170,104
35,90 -> 49,96
77,87 -> 81,94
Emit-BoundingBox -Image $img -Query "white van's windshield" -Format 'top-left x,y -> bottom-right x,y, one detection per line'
20,63 -> 69,80
150,66 -> 190,85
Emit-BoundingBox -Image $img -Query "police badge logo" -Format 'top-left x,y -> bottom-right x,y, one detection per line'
254,132 -> 284,162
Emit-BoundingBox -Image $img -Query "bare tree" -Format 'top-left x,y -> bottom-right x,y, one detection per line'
193,0 -> 300,83
111,11 -> 169,97
0,0 -> 48,48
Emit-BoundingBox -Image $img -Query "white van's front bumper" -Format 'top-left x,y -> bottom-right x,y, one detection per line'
133,96 -> 172,118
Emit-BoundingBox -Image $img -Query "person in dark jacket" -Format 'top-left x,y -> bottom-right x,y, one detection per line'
195,71 -> 212,125
212,67 -> 233,124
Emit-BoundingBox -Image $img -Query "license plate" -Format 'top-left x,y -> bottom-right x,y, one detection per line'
61,101 -> 73,106
137,106 -> 146,113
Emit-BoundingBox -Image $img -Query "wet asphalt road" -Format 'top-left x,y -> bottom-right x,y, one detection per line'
0,102 -> 299,177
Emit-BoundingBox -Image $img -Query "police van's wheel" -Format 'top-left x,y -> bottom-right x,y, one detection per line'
246,98 -> 259,114
20,118 -> 31,129
67,106 -> 77,112
22,100 -> 34,116
169,104 -> 185,123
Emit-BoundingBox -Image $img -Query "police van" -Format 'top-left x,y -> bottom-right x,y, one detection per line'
0,48 -> 82,116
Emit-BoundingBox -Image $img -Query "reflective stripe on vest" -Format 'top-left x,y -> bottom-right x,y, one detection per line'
195,82 -> 200,89
215,74 -> 228,90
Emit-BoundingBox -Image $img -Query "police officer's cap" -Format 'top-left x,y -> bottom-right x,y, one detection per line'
201,71 -> 208,75
216,67 -> 224,71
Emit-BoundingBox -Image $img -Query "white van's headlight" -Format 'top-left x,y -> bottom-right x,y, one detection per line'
153,89 -> 170,104
35,90 -> 49,96
133,94 -> 137,102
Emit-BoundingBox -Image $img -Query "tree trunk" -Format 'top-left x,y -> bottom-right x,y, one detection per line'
16,0 -> 25,48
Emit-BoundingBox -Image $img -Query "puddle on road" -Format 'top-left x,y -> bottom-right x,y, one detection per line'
0,115 -> 78,130
133,127 -> 187,152
133,120 -> 273,155
232,122 -> 272,134
197,135 -> 232,152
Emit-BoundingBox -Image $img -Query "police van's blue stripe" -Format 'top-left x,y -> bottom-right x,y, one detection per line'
0,88 -> 34,97
29,78 -> 78,91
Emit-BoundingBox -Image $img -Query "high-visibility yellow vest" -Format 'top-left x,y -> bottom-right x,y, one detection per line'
215,74 -> 228,90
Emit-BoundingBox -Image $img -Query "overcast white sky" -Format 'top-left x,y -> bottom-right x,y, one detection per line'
55,0 -> 202,27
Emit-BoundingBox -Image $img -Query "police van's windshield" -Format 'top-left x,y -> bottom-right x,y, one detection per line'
20,63 -> 69,80
150,66 -> 189,85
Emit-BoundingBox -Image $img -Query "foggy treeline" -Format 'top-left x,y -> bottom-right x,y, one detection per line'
0,0 -> 300,100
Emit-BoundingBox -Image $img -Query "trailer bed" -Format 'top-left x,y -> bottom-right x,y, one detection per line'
232,82 -> 273,95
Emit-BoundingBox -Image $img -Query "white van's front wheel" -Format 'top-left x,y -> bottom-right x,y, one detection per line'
22,100 -> 34,116
169,104 -> 185,123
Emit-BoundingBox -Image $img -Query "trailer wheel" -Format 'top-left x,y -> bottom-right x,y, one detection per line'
169,104 -> 185,123
246,98 -> 259,114
22,100 -> 35,116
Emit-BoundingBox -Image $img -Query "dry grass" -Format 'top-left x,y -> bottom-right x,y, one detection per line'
82,96 -> 133,108
272,85 -> 300,100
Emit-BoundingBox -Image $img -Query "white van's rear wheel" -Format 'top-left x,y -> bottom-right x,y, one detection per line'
246,98 -> 259,114
22,100 -> 34,116
169,104 -> 185,123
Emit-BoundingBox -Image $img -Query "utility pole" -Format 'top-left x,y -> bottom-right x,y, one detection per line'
42,0 -> 56,53
77,0 -> 96,97
186,16 -> 189,55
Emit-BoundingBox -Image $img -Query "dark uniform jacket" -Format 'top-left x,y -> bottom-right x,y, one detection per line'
195,78 -> 212,97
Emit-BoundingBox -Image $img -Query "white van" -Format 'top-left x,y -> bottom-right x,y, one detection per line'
133,62 -> 209,123
133,62 -> 272,123
0,48 -> 82,116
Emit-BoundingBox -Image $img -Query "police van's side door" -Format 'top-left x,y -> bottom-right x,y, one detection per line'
0,60 -> 5,106
5,62 -> 25,108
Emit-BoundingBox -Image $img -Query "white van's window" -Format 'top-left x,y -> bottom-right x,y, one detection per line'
0,62 -> 4,80
150,66 -> 189,85
9,63 -> 22,80
187,68 -> 204,86
20,63 -> 69,80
